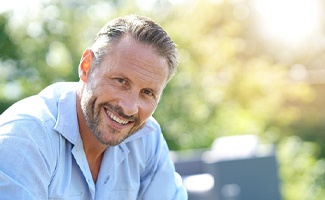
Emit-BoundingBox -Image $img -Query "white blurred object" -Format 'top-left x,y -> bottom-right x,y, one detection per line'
183,173 -> 214,193
203,135 -> 259,163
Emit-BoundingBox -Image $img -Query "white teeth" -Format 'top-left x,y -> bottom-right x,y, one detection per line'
107,111 -> 129,125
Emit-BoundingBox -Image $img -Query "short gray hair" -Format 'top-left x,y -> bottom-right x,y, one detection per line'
91,14 -> 178,81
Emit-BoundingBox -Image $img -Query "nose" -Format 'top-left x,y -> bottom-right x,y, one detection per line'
119,91 -> 139,116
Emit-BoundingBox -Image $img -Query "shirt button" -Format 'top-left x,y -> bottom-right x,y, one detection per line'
104,176 -> 110,184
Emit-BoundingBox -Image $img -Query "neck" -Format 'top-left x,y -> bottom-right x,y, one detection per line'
85,149 -> 104,183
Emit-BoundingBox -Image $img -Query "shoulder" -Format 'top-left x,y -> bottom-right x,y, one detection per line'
0,82 -> 78,162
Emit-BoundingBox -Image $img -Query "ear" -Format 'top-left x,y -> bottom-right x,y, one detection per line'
79,49 -> 95,82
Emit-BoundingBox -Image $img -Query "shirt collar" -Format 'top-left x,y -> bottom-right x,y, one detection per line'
53,83 -> 81,145
123,118 -> 155,143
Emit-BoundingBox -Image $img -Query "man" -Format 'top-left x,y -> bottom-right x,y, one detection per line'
0,14 -> 187,199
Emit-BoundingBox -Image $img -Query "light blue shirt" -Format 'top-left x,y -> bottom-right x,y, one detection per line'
0,82 -> 187,200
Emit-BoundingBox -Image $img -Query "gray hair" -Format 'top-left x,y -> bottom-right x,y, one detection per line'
91,14 -> 178,81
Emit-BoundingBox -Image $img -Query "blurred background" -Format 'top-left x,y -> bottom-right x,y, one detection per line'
1,0 -> 325,199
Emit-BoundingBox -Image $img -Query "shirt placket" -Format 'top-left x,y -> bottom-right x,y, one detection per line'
71,139 -> 96,199
95,144 -> 129,200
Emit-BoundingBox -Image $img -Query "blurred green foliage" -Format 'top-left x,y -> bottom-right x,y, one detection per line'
1,0 -> 325,199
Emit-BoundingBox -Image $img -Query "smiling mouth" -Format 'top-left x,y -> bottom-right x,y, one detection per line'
106,109 -> 130,125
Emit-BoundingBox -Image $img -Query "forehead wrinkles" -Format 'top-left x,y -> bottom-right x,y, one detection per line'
112,38 -> 169,83
126,55 -> 167,82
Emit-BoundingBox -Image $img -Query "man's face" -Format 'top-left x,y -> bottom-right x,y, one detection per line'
80,36 -> 169,146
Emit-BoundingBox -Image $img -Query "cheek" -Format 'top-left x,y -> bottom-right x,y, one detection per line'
139,101 -> 158,120
81,91 -> 98,117
89,82 -> 116,101
81,88 -> 93,109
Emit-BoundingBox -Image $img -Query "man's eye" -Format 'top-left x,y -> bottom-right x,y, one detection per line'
116,78 -> 126,84
142,89 -> 154,96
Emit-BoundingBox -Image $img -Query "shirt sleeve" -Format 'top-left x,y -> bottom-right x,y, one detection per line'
0,119 -> 54,199
137,130 -> 188,200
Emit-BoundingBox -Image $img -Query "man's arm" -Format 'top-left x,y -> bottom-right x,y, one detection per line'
0,120 -> 54,199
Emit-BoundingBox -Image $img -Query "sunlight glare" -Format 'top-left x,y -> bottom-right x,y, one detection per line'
0,0 -> 42,14
254,0 -> 321,45
135,0 -> 157,11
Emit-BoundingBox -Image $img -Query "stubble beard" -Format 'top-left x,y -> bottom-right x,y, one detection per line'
81,95 -> 144,146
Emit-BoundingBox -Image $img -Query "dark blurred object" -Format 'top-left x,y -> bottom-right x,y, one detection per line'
172,135 -> 282,200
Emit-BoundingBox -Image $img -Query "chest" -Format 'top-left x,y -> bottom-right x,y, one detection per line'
48,140 -> 146,200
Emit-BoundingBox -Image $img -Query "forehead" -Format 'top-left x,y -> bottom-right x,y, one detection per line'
102,36 -> 169,86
